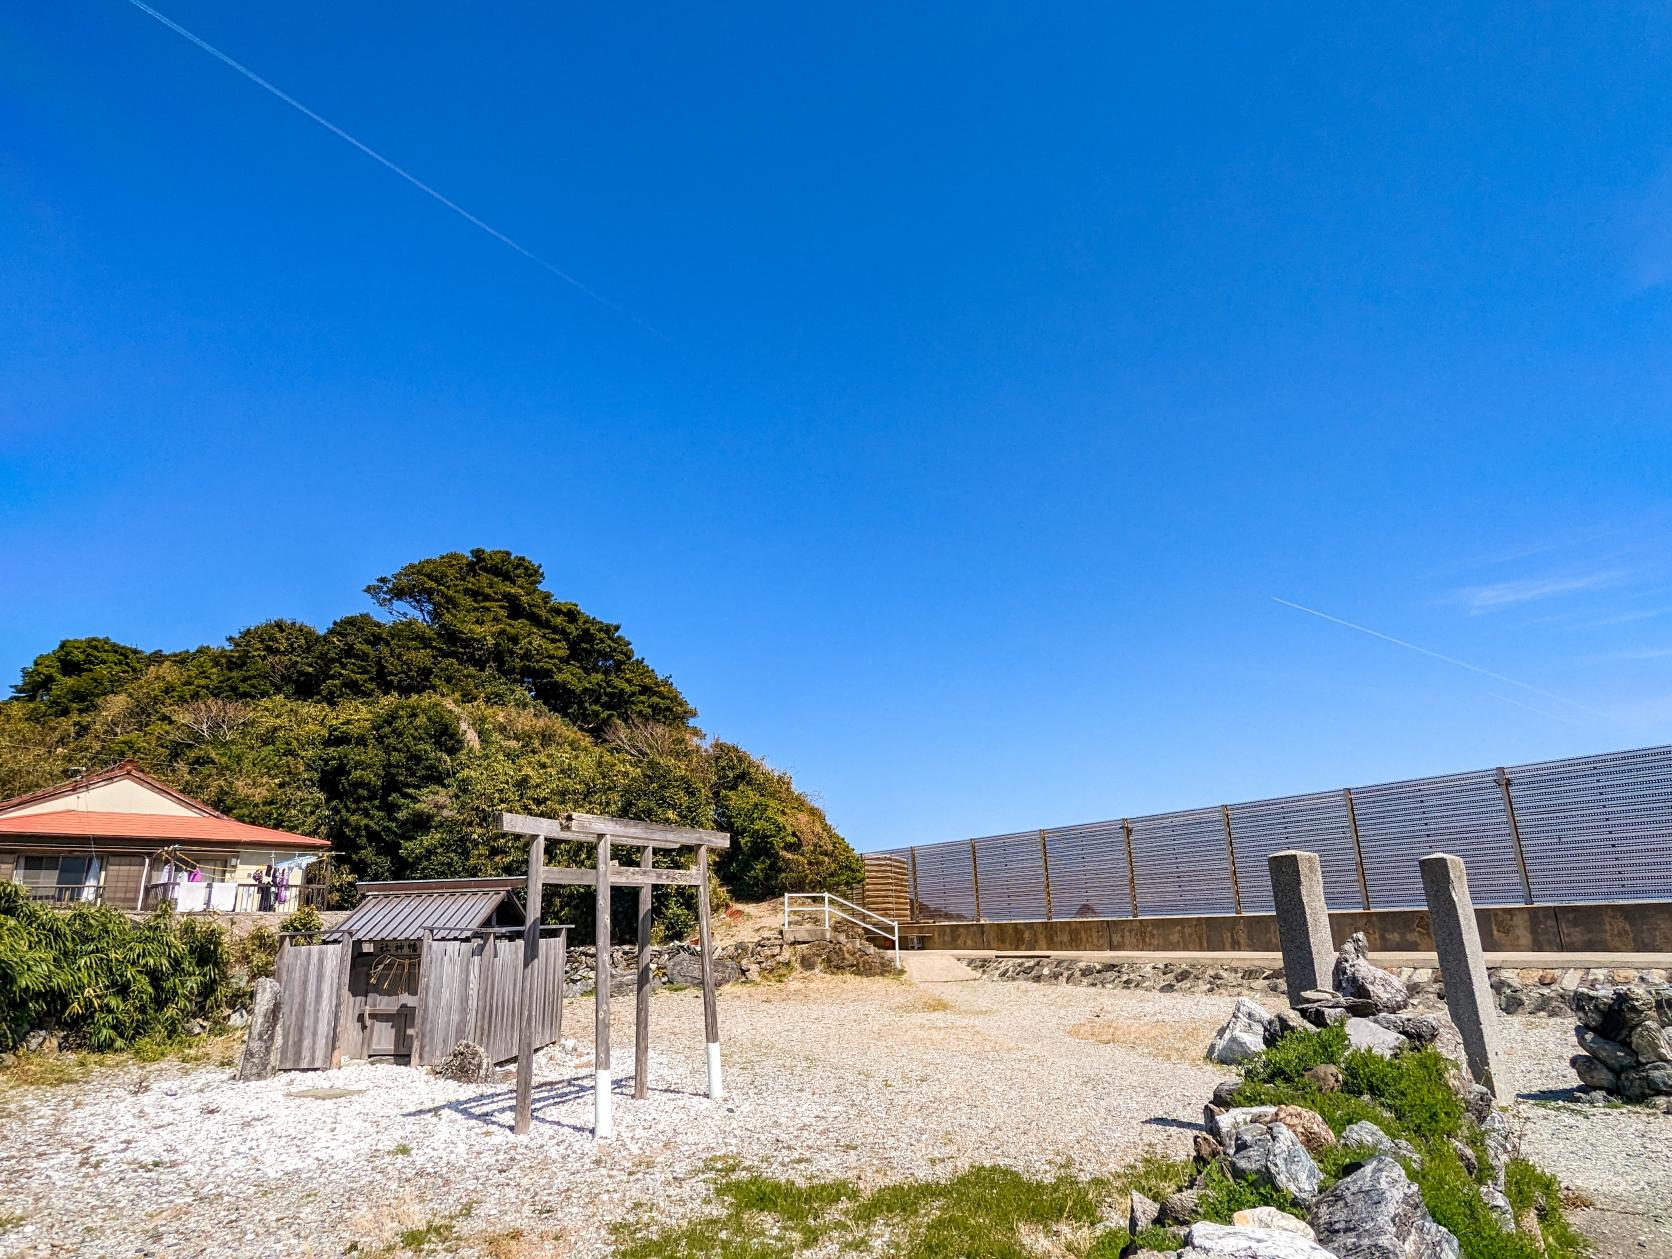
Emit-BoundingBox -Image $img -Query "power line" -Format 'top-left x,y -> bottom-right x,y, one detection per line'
124,0 -> 666,340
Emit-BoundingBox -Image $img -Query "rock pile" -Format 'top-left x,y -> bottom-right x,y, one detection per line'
966,953 -> 1668,1019
565,923 -> 898,995
1568,984 -> 1672,1108
1208,935 -> 1437,1066
1172,1095 -> 1468,1259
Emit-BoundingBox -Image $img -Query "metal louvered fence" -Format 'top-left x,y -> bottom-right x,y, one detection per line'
862,743 -> 1672,924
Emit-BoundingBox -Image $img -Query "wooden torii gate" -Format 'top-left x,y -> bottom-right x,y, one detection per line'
494,810 -> 730,1138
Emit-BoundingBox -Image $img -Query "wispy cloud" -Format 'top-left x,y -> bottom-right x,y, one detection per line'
1270,597 -> 1607,719
1585,645 -> 1672,662
1456,571 -> 1624,615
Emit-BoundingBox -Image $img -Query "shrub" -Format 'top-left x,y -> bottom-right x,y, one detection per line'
279,904 -> 324,936
1339,1045 -> 1466,1143
1194,1161 -> 1307,1223
0,883 -> 228,1052
1239,1023 -> 1348,1086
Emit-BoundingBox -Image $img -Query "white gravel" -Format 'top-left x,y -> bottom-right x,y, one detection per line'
0,977 -> 1231,1258
1500,1015 -> 1672,1248
2,977 -> 1666,1258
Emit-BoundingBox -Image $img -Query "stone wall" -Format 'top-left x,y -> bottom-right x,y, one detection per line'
964,954 -> 1671,1018
565,925 -> 898,995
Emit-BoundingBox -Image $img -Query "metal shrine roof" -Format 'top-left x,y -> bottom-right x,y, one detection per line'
332,879 -> 524,942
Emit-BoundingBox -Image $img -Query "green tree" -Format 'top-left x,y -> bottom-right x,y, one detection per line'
365,549 -> 694,731
0,550 -> 863,913
318,697 -> 466,883
13,637 -> 156,716
712,743 -> 863,899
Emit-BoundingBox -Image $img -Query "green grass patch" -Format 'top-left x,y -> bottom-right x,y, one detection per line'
1126,1225 -> 1184,1253
1108,1150 -> 1193,1203
614,1165 -> 1126,1259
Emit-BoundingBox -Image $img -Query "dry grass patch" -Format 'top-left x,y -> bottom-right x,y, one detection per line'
1066,1015 -> 1218,1063
470,1226 -> 570,1258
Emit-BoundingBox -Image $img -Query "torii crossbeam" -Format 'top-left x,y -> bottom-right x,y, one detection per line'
494,811 -> 731,1138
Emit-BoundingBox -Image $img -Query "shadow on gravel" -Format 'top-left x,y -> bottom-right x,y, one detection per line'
1517,1087 -> 1587,1103
1141,1117 -> 1201,1131
402,1075 -> 696,1134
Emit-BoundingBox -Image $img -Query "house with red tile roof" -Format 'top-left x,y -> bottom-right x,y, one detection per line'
0,761 -> 330,912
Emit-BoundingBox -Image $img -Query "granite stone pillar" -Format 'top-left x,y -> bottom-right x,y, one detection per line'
1268,850 -> 1335,1006
1420,852 -> 1505,1097
237,976 -> 283,1081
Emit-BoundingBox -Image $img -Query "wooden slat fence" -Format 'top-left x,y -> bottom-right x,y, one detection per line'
275,935 -> 352,1070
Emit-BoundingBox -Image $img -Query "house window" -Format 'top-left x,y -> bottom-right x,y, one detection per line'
184,853 -> 235,883
15,854 -> 102,901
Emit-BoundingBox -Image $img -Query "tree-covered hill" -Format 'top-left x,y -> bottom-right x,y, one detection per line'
0,549 -> 861,934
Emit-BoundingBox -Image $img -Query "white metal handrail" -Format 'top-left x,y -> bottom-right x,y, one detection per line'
783,892 -> 901,968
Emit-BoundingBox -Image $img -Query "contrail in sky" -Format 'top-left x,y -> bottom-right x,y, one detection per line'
1271,596 -> 1604,719
125,0 -> 666,340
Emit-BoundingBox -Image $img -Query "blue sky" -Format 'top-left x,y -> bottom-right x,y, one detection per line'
3,4 -> 1671,850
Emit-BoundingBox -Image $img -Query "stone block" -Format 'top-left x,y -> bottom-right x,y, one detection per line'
1419,853 -> 1505,1097
1268,851 -> 1335,1007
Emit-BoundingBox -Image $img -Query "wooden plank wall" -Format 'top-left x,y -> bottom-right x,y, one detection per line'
413,932 -> 565,1067
275,937 -> 350,1070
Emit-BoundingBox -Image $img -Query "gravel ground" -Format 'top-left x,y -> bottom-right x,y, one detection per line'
1,976 -> 1666,1258
1499,1017 -> 1672,1256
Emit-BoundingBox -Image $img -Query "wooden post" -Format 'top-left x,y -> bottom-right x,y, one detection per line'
514,834 -> 543,1135
1039,829 -> 1054,921
1342,787 -> 1372,910
969,839 -> 982,922
696,845 -> 723,1099
1220,804 -> 1242,914
1122,819 -> 1140,918
634,844 -> 653,1100
1494,768 -> 1536,906
329,933 -> 354,1069
593,834 -> 613,1138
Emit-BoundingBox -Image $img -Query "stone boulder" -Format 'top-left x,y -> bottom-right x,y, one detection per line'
1574,1026 -> 1636,1073
1310,1156 -> 1461,1259
1271,1105 -> 1336,1157
1568,986 -> 1672,1102
1210,1106 -> 1278,1147
1209,998 -> 1279,1065
1180,1221 -> 1337,1259
1302,1064 -> 1342,1093
1574,986 -> 1656,1042
1628,1021 -> 1672,1065
429,1040 -> 492,1083
1332,933 -> 1410,1014
1230,1208 -> 1316,1240
1294,990 -> 1348,1029
236,977 -> 283,1082
1160,1189 -> 1205,1226
1340,1120 -> 1422,1168
1129,1190 -> 1161,1236
1228,1122 -> 1323,1205
1345,1017 -> 1407,1058
1372,1013 -> 1439,1047
1619,1062 -> 1672,1103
